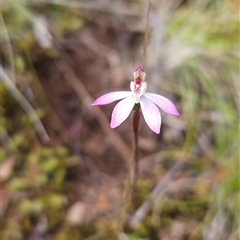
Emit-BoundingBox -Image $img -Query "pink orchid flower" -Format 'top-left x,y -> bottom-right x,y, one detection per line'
91,66 -> 180,134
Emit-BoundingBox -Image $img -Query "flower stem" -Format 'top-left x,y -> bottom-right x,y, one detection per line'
132,104 -> 140,188
143,0 -> 151,69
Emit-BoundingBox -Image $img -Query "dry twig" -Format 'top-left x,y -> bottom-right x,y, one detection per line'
58,52 -> 131,167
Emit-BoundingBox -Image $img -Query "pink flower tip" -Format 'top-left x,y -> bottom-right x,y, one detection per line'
135,66 -> 144,72
91,101 -> 97,106
134,66 -> 146,81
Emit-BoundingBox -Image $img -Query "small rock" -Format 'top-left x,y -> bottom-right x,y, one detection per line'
66,201 -> 86,226
0,156 -> 15,181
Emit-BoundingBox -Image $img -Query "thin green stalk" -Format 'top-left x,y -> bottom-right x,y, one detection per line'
143,0 -> 151,69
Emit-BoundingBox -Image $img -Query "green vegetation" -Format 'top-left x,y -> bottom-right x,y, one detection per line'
1,0 -> 238,239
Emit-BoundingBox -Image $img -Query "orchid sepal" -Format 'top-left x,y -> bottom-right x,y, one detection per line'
91,66 -> 180,134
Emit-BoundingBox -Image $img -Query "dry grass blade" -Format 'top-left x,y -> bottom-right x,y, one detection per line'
1,14 -> 16,84
1,66 -> 50,143
203,210 -> 227,240
34,0 -> 140,17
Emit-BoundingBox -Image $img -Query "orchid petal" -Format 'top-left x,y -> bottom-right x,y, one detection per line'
130,81 -> 134,92
144,92 -> 180,116
140,96 -> 161,134
91,91 -> 132,106
110,96 -> 135,128
140,82 -> 147,95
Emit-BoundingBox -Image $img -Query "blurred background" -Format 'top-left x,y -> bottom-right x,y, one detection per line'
1,0 -> 239,240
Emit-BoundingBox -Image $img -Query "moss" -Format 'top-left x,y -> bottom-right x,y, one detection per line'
132,179 -> 151,209
1,221 -> 23,240
52,167 -> 66,186
9,177 -> 30,190
54,226 -> 83,240
40,148 -> 55,160
95,216 -> 121,240
40,193 -> 68,209
45,208 -> 65,231
14,55 -> 25,73
21,215 -> 32,232
55,146 -> 69,158
12,133 -> 30,152
18,199 -> 43,215
160,198 -> 208,221
134,223 -> 148,238
41,157 -> 60,172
